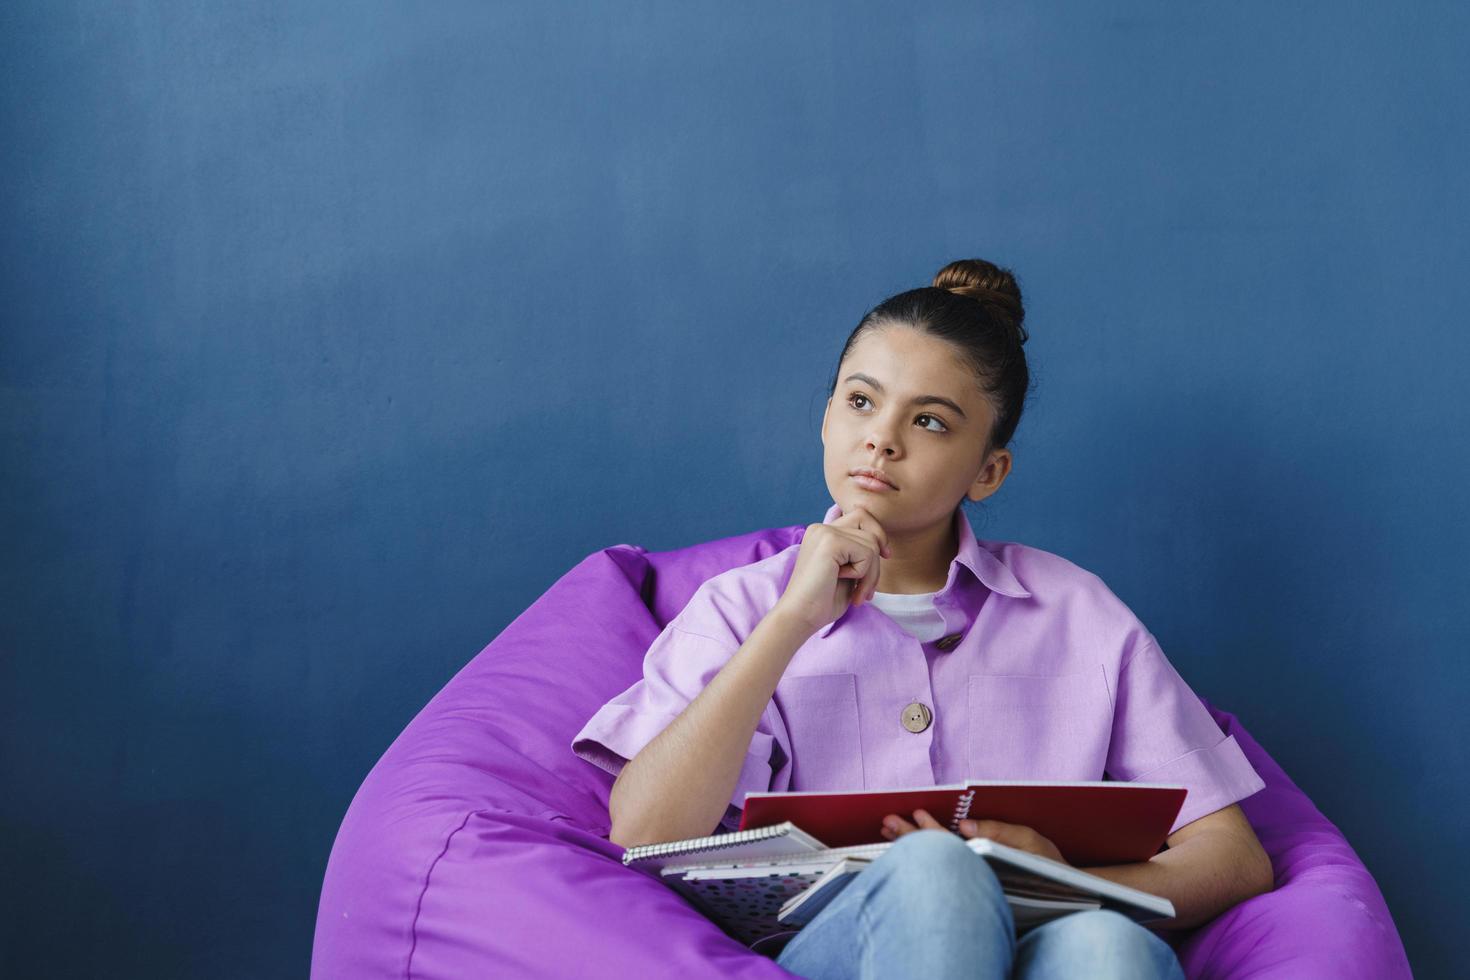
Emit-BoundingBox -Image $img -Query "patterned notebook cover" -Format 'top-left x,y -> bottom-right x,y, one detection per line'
662,859 -> 857,948
664,856 -> 1110,949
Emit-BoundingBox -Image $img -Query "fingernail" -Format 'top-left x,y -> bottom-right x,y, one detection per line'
883,817 -> 898,830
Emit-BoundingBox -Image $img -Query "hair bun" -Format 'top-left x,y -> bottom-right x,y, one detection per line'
931,258 -> 1027,344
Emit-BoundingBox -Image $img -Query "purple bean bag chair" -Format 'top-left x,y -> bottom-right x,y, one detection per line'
312,523 -> 1411,979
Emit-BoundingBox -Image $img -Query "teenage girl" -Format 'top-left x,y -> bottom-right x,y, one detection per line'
572,258 -> 1273,979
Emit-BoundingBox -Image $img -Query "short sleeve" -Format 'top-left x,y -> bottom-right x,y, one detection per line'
570,586 -> 792,835
1105,632 -> 1266,836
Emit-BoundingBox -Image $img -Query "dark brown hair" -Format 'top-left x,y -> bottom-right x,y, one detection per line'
828,258 -> 1033,456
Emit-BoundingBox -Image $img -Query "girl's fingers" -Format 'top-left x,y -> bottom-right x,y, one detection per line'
912,809 -> 945,830
880,813 -> 917,838
831,525 -> 887,605
880,808 -> 954,841
880,808 -> 956,842
847,556 -> 879,606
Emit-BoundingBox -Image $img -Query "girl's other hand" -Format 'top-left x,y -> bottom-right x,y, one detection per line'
879,809 -> 1071,867
772,505 -> 890,634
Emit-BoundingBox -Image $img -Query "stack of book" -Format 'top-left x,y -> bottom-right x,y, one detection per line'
620,780 -> 1185,951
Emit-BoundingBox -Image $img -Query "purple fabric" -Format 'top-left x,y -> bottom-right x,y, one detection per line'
1169,698 -> 1411,977
312,523 -> 1411,979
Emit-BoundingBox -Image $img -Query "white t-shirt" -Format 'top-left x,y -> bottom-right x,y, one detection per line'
867,588 -> 949,642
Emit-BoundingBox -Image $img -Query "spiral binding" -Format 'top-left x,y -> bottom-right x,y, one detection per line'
948,789 -> 976,832
622,823 -> 795,864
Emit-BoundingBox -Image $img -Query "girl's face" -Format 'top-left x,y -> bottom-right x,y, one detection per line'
820,325 -> 1012,537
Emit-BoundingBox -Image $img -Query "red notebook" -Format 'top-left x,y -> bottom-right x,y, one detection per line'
737,780 -> 1186,867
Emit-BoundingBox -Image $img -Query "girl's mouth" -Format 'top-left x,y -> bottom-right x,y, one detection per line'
850,474 -> 897,492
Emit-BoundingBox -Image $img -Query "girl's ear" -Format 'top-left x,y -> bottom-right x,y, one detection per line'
967,447 -> 1014,502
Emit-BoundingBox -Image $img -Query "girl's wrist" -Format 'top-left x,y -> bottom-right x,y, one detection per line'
763,602 -> 821,643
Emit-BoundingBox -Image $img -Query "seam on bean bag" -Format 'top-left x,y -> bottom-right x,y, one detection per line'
404,809 -> 478,980
405,806 -> 574,979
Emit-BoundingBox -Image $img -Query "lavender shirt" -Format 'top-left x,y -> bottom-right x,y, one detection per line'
572,502 -> 1264,838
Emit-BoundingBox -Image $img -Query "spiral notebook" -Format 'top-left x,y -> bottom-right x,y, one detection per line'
737,779 -> 1187,866
622,780 -> 1184,871
621,820 -> 829,872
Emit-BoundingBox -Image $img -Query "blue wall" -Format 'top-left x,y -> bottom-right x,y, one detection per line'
3,2 -> 1464,976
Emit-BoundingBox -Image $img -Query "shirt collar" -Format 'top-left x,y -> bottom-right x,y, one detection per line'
814,501 -> 1031,638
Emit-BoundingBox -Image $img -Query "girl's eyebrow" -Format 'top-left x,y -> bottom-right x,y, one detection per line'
843,372 -> 968,420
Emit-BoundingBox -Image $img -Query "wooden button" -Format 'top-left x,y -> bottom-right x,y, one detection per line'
935,633 -> 962,651
901,701 -> 933,733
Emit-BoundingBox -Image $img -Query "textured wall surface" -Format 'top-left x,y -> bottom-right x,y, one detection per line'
2,2 -> 1464,976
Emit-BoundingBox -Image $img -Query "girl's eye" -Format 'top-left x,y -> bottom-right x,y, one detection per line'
846,392 -> 948,433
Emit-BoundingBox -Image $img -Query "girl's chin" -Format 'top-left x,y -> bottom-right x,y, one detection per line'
842,493 -> 896,514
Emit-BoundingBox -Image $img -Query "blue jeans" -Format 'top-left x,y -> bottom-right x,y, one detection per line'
774,829 -> 1185,980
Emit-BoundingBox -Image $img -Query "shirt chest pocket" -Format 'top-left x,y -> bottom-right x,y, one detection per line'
778,672 -> 865,792
966,668 -> 1112,780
